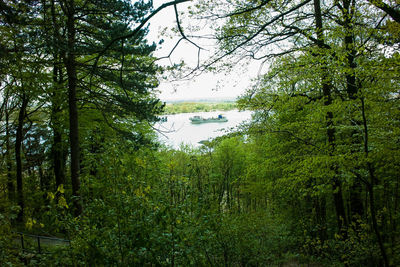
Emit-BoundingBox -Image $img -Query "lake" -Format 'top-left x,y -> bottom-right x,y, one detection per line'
155,110 -> 252,149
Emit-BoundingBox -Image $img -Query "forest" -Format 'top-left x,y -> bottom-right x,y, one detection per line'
0,0 -> 399,266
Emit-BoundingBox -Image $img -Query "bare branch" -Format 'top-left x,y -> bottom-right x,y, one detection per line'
223,0 -> 272,18
97,0 -> 191,58
173,3 -> 204,52
189,0 -> 312,75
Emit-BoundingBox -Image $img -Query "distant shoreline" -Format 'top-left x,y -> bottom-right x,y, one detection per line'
163,101 -> 237,114
162,97 -> 237,104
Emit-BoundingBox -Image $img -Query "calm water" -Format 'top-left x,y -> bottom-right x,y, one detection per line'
156,110 -> 252,149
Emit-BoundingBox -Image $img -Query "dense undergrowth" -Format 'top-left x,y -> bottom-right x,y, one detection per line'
2,134 -> 399,266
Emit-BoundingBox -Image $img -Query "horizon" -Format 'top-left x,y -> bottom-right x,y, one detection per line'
160,96 -> 237,104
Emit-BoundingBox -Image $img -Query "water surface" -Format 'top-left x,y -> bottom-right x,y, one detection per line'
156,110 -> 252,149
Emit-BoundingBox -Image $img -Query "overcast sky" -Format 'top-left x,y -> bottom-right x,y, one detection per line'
147,1 -> 261,102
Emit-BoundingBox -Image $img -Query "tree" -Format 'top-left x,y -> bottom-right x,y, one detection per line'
39,0 -> 176,215
0,0 -> 188,218
0,1 -> 49,221
189,0 -> 399,264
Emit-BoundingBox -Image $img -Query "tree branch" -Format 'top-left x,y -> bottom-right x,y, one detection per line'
97,0 -> 191,58
197,0 -> 312,73
367,0 -> 400,23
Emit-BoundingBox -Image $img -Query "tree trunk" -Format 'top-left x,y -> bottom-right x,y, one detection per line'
51,0 -> 67,189
361,97 -> 389,266
314,0 -> 348,232
15,93 -> 28,222
53,123 -> 67,187
65,0 -> 82,216
341,0 -> 365,223
5,106 -> 15,202
51,62 -> 67,188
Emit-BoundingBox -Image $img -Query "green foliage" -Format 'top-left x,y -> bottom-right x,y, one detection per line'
164,102 -> 237,114
0,204 -> 20,266
1,0 -> 400,266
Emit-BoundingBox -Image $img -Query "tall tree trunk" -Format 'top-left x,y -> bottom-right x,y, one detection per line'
15,93 -> 28,222
361,98 -> 390,267
341,0 -> 364,224
53,119 -> 67,187
5,106 -> 15,202
51,0 -> 67,189
52,62 -> 67,188
314,0 -> 347,232
65,0 -> 82,216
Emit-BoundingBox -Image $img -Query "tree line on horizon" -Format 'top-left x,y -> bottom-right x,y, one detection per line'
163,102 -> 237,114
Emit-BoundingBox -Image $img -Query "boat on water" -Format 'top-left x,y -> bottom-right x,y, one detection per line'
189,114 -> 228,124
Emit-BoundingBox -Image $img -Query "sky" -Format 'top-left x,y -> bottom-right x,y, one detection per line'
147,1 -> 262,102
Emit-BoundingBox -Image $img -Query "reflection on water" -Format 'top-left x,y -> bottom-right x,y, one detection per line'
156,110 -> 252,149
